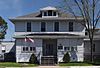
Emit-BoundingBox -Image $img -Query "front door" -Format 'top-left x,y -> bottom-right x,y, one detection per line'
45,44 -> 53,56
43,39 -> 57,56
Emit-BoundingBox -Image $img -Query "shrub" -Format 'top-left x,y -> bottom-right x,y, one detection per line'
63,52 -> 70,63
29,53 -> 39,64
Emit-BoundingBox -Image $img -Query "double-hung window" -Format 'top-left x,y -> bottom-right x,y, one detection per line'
27,22 -> 31,32
69,22 -> 73,31
41,22 -> 46,32
54,22 -> 59,31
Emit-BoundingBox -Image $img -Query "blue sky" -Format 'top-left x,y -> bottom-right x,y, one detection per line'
0,0 -> 60,41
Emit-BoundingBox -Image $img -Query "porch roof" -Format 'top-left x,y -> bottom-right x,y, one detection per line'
13,33 -> 85,39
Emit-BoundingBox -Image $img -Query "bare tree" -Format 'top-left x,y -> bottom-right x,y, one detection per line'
61,0 -> 100,62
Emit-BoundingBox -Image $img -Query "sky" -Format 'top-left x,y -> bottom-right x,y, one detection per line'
0,0 -> 60,41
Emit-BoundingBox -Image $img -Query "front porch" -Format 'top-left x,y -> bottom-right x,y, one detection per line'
41,39 -> 57,65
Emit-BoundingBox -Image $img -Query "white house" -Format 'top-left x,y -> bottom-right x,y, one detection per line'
9,6 -> 86,64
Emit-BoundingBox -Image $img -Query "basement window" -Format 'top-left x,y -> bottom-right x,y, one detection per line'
64,47 -> 70,51
58,46 -> 63,50
22,46 -> 35,52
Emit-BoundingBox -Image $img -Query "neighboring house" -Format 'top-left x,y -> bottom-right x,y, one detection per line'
0,41 -> 15,61
9,6 -> 86,64
84,29 -> 100,61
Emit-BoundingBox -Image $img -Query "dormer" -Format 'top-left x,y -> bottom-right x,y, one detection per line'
40,6 -> 58,18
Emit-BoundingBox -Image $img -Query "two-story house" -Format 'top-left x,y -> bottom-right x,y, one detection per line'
10,6 -> 85,64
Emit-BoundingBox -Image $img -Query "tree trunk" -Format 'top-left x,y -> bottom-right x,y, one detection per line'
90,38 -> 93,63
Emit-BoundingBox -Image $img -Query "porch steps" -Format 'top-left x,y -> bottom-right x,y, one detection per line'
41,56 -> 56,65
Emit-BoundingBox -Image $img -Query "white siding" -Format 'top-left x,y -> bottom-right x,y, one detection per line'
15,22 -> 25,32
46,21 -> 53,32
57,38 -> 84,62
59,21 -> 68,32
74,22 -> 84,32
16,39 -> 42,62
32,22 -> 41,32
14,20 -> 85,32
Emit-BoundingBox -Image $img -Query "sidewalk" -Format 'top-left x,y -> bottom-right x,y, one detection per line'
6,66 -> 100,68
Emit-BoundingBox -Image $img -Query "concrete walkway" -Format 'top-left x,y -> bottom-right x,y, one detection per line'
6,66 -> 100,68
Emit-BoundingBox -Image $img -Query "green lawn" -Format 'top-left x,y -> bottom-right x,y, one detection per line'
0,62 -> 38,67
59,62 -> 93,66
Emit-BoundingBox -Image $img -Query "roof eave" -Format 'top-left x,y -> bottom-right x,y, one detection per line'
9,17 -> 84,22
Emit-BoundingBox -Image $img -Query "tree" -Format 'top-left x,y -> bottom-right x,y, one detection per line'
61,0 -> 100,62
29,53 -> 38,64
0,16 -> 8,39
63,52 -> 70,63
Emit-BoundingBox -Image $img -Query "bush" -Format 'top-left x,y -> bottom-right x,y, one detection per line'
29,53 -> 39,64
63,52 -> 70,63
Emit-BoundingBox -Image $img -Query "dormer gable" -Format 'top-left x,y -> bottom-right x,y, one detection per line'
40,6 -> 58,18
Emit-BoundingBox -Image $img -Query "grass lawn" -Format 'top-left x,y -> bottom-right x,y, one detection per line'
0,62 -> 38,67
59,62 -> 93,66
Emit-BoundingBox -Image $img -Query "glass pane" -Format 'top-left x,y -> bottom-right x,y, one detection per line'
27,22 -> 31,32
44,12 -> 47,16
58,46 -> 63,50
54,22 -> 59,31
64,47 -> 70,51
69,22 -> 73,31
41,22 -> 46,32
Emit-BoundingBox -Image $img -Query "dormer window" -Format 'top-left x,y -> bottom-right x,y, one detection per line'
53,12 -> 56,16
40,6 -> 58,17
48,10 -> 52,16
44,12 -> 47,16
43,11 -> 57,16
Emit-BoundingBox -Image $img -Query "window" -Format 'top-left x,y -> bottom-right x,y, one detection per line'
69,22 -> 73,31
48,10 -> 52,16
0,54 -> 4,59
2,46 -> 5,53
53,12 -> 56,16
27,22 -> 31,32
44,12 -> 47,16
64,47 -> 70,51
71,47 -> 77,51
85,31 -> 88,35
58,46 -> 63,50
54,22 -> 59,31
41,22 -> 46,32
30,47 -> 35,51
26,47 -> 28,51
22,46 -> 35,52
93,44 -> 95,52
23,47 -> 25,51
